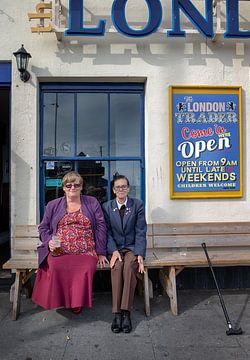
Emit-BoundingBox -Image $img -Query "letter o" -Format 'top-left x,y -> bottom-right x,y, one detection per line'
112,0 -> 162,37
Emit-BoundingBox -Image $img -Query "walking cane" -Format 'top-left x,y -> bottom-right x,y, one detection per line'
201,243 -> 243,336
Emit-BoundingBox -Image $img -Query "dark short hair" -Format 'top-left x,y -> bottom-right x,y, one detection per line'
113,174 -> 130,187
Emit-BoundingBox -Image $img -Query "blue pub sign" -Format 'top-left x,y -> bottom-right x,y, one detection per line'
65,0 -> 250,38
169,86 -> 242,199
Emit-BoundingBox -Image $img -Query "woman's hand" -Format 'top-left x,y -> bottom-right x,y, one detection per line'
48,239 -> 56,252
110,250 -> 122,269
98,255 -> 109,268
137,255 -> 145,273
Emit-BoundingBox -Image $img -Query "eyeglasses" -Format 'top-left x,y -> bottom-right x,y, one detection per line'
65,183 -> 81,189
114,185 -> 129,191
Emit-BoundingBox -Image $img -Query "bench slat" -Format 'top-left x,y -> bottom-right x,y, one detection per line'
152,222 -> 250,235
153,234 -> 250,248
3,258 -> 38,269
14,238 -> 40,251
144,248 -> 250,267
15,225 -> 39,237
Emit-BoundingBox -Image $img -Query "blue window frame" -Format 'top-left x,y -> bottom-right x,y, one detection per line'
0,63 -> 11,85
40,83 -> 145,216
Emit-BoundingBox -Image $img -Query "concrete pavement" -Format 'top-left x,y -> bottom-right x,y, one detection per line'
0,289 -> 250,360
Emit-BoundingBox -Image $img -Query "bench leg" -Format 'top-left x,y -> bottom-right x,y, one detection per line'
169,267 -> 178,316
12,271 -> 22,320
159,267 -> 178,315
144,267 -> 151,316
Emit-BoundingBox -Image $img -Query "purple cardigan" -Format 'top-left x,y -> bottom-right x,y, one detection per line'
38,195 -> 107,267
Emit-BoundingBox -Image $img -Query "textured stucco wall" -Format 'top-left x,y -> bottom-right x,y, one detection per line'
1,0 -> 250,227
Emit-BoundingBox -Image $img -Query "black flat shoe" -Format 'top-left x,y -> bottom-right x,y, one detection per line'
122,310 -> 132,333
111,313 -> 122,333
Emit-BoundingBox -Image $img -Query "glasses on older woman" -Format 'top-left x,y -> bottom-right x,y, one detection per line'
65,183 -> 81,189
114,185 -> 129,191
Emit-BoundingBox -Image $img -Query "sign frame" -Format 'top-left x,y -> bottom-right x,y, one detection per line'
169,85 -> 242,199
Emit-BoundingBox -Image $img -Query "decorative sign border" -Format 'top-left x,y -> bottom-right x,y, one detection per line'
169,86 -> 242,199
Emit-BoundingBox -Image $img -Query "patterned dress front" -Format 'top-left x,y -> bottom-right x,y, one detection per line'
32,209 -> 98,310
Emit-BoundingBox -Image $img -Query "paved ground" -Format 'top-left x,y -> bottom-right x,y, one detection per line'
0,289 -> 250,360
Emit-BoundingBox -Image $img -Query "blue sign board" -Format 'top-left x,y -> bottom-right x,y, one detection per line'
170,86 -> 242,198
46,178 -> 62,187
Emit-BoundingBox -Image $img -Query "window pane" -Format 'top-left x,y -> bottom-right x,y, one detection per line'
110,161 -> 141,199
110,94 -> 141,156
56,94 -> 74,156
44,161 -> 74,204
77,160 -> 108,204
77,93 -> 108,157
43,93 -> 56,156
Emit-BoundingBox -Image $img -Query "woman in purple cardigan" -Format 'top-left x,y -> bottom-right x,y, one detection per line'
32,171 -> 108,313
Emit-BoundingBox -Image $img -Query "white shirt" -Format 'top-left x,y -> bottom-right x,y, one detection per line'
116,198 -> 127,209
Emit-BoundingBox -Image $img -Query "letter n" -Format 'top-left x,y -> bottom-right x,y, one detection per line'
168,0 -> 213,38
225,0 -> 250,38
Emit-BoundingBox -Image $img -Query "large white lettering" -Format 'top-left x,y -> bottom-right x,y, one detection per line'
177,137 -> 231,159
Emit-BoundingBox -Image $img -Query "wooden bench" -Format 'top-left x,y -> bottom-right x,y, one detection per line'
3,225 -> 153,320
5,222 -> 250,320
143,222 -> 250,317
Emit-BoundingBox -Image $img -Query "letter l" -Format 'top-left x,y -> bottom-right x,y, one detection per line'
65,0 -> 106,36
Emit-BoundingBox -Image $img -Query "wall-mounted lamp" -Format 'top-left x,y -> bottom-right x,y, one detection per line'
13,44 -> 32,82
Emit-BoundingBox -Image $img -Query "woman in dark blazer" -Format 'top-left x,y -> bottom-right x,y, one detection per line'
102,175 -> 147,333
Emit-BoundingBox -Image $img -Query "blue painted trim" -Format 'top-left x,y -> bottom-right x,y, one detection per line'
107,93 -> 111,199
140,92 -> 146,204
39,90 -> 45,218
0,63 -> 11,84
40,83 -> 144,91
41,156 -> 142,161
74,93 -> 77,156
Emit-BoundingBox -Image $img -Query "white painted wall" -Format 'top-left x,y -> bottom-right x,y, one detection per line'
1,0 -> 250,227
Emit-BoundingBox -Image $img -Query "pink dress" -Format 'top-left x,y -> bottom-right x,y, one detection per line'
32,210 -> 98,310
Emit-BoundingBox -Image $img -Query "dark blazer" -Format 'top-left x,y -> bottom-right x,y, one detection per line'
102,197 -> 147,257
38,195 -> 107,267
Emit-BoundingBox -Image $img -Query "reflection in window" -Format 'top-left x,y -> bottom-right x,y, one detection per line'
56,94 -> 74,157
43,93 -> 74,157
77,93 -> 108,157
110,161 -> 141,199
44,161 -> 73,204
43,93 -> 56,156
78,160 -> 108,204
110,94 -> 141,156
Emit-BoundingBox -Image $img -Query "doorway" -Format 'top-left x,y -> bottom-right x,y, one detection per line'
0,87 -> 10,272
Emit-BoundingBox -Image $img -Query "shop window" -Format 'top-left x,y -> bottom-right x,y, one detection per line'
40,83 -> 145,214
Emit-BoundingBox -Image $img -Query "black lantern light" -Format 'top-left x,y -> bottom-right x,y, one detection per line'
13,44 -> 31,82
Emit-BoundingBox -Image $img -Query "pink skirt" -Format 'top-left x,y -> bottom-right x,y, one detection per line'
32,253 -> 97,310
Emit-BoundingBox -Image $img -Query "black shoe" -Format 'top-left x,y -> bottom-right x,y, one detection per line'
111,313 -> 122,333
122,310 -> 132,333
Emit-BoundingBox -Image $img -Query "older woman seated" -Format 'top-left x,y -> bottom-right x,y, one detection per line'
32,171 -> 108,313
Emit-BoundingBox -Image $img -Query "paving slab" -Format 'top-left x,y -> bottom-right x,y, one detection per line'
0,290 -> 250,360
